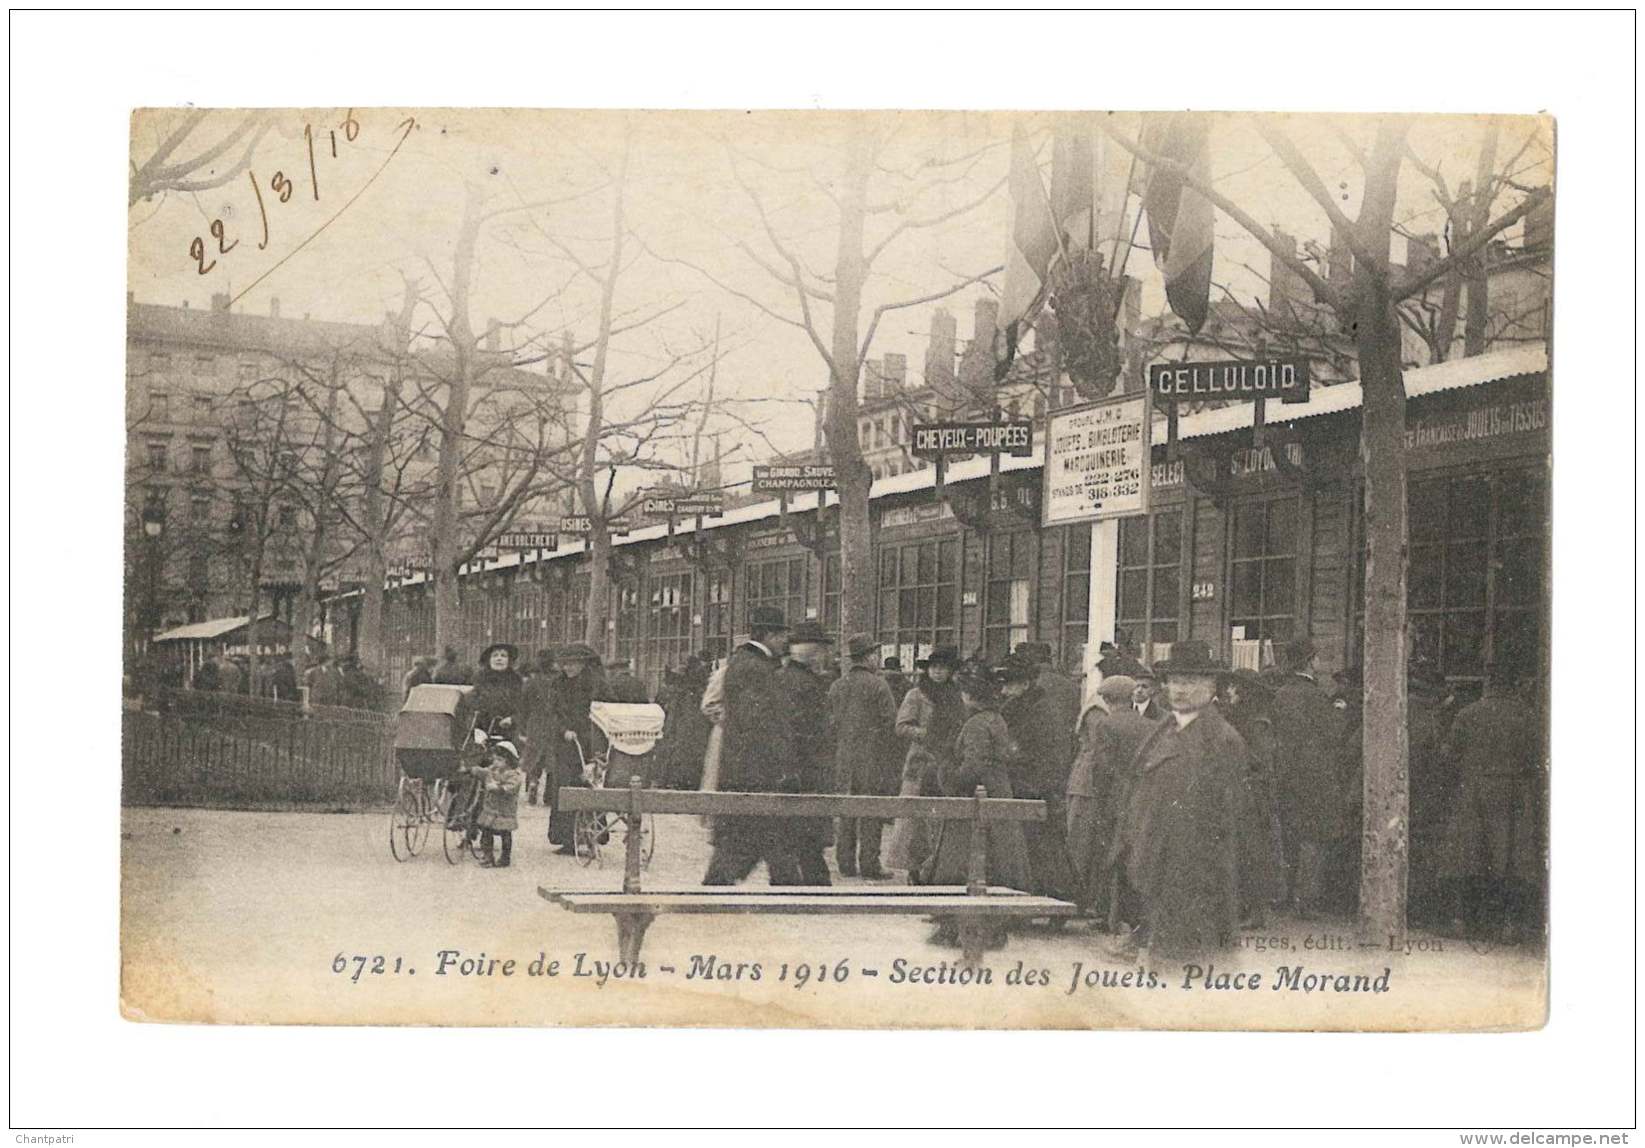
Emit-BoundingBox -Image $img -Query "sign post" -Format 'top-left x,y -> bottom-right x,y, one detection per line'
1041,389 -> 1153,683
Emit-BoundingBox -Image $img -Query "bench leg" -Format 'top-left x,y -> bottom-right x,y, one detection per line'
614,911 -> 655,965
957,918 -> 986,970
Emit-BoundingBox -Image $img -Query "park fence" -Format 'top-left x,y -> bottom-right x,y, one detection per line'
122,688 -> 398,810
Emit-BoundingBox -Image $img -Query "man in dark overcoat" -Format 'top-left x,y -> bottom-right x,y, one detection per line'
1439,665 -> 1545,941
1066,674 -> 1157,920
702,607 -> 800,885
1109,640 -> 1246,960
774,622 -> 837,884
520,649 -> 558,804
1018,640 -> 1082,743
1268,636 -> 1346,916
829,633 -> 899,878
545,643 -> 600,852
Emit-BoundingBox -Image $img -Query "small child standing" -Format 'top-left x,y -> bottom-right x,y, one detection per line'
478,741 -> 524,869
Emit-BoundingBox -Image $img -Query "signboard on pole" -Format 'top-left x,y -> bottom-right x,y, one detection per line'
751,464 -> 835,493
552,515 -> 633,535
498,530 -> 560,550
910,420 -> 1034,459
1149,355 -> 1311,406
642,492 -> 724,518
1042,390 -> 1152,527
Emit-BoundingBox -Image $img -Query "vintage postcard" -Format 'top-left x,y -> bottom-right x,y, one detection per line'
122,107 -> 1552,1031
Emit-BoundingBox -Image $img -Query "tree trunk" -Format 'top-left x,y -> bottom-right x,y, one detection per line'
577,129 -> 629,655
432,183 -> 483,656
244,548 -> 264,698
357,288 -> 417,672
823,126 -> 876,638
1355,122 -> 1411,946
1463,120 -> 1502,357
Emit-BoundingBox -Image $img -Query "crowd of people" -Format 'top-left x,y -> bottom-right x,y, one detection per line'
396,617 -> 1546,957
134,648 -> 391,710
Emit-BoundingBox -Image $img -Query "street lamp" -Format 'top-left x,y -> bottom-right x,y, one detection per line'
140,505 -> 166,647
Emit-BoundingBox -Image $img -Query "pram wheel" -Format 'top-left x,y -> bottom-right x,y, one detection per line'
573,811 -> 605,866
389,779 -> 431,861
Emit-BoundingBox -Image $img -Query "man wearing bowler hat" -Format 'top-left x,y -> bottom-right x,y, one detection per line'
829,632 -> 900,878
703,606 -> 802,885
774,621 -> 838,884
1109,640 -> 1245,959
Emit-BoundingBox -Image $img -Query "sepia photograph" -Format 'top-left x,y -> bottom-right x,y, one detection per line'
119,105 -> 1553,1032
9,7 -> 1636,1139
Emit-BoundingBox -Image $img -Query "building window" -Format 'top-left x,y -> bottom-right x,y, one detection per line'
821,552 -> 842,636
983,529 -> 1034,658
278,504 -> 298,530
190,444 -> 212,474
745,556 -> 807,631
878,537 -> 958,664
150,393 -> 171,420
1061,524 -> 1092,671
1117,509 -> 1184,660
239,360 -> 259,382
704,569 -> 733,660
1229,497 -> 1298,643
149,351 -> 172,372
646,571 -> 693,679
545,574 -> 589,648
193,395 -> 212,421
189,494 -> 211,524
1359,466 -> 1546,689
146,440 -> 168,472
193,355 -> 216,376
615,581 -> 641,667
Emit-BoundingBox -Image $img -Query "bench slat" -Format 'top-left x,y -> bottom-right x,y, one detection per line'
543,885 -> 1040,899
543,892 -> 1077,916
555,788 -> 1047,821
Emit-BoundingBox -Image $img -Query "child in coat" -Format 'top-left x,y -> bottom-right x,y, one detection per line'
479,741 -> 525,869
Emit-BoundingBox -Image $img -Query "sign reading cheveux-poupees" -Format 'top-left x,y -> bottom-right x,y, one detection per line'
910,420 -> 1034,459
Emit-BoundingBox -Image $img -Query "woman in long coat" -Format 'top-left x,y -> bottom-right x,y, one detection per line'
471,644 -> 525,734
921,668 -> 1030,896
1066,675 -> 1155,920
1000,656 -> 1079,902
886,647 -> 966,874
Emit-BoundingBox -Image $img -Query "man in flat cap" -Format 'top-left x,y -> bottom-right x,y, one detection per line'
829,633 -> 900,878
773,621 -> 838,884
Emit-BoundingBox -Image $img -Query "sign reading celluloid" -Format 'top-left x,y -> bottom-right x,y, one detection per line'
1042,390 -> 1152,526
910,420 -> 1034,459
750,464 -> 836,493
1149,355 -> 1311,405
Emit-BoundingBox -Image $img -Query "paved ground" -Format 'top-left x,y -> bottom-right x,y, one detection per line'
120,803 -> 1546,1030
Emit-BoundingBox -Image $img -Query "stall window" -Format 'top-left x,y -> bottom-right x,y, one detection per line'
545,573 -> 590,648
1115,509 -> 1184,660
821,552 -> 843,636
1061,523 -> 1092,670
745,556 -> 807,631
1360,466 -> 1546,688
1229,497 -> 1297,642
646,572 -> 693,680
704,569 -> 733,660
983,530 -> 1034,659
878,537 -> 958,664
614,581 -> 641,667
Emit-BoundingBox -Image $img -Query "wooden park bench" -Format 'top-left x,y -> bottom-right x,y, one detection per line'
538,780 -> 1078,968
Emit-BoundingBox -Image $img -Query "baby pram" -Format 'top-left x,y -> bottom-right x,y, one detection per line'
567,701 -> 665,868
390,683 -> 481,864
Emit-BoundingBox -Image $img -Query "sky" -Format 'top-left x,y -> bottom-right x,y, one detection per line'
128,108 -> 1554,482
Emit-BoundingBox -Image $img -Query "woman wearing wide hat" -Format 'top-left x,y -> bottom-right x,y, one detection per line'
887,645 -> 965,875
471,642 -> 525,734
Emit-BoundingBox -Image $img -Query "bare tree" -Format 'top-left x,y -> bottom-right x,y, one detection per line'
129,109 -> 273,208
647,120 -> 1006,638
1103,112 -> 1550,945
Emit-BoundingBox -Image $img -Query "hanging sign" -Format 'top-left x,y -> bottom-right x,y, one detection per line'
552,515 -> 633,535
1149,356 -> 1311,405
751,464 -> 836,493
498,530 -> 560,550
643,492 -> 725,518
911,420 -> 1034,458
1042,390 -> 1152,526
